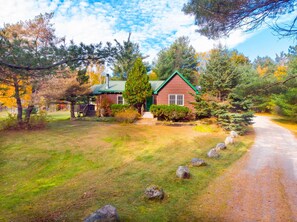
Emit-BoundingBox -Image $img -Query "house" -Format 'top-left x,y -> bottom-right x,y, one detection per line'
91,70 -> 199,112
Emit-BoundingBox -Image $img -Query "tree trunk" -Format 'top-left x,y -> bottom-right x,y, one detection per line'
13,75 -> 23,125
25,105 -> 34,124
70,101 -> 76,119
136,103 -> 142,114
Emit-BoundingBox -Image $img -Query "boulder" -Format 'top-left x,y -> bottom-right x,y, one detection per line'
84,205 -> 119,222
225,136 -> 235,146
215,143 -> 226,151
144,185 -> 164,200
191,158 -> 207,167
230,131 -> 239,138
176,166 -> 190,179
207,148 -> 220,158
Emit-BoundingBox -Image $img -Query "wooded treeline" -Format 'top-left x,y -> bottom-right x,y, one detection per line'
0,11 -> 296,131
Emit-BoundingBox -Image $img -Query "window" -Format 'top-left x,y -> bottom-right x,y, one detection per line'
169,95 -> 176,105
117,95 -> 124,104
168,94 -> 184,106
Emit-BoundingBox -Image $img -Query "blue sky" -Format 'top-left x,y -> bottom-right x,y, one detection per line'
0,0 -> 295,63
235,28 -> 295,61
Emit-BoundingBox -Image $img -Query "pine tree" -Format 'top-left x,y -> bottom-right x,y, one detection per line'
154,36 -> 198,83
200,47 -> 240,101
123,58 -> 152,112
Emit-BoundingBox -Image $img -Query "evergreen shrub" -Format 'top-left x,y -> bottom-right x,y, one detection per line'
150,105 -> 190,121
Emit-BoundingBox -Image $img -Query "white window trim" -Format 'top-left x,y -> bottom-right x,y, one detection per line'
117,95 -> 124,104
168,94 -> 184,106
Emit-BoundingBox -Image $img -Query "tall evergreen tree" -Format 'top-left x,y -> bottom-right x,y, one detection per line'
123,58 -> 152,112
112,33 -> 143,80
153,36 -> 198,83
199,47 -> 240,101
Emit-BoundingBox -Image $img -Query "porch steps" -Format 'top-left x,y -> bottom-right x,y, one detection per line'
142,112 -> 154,119
135,112 -> 157,125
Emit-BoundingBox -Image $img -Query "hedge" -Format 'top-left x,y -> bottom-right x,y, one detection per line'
150,105 -> 190,121
110,104 -> 131,116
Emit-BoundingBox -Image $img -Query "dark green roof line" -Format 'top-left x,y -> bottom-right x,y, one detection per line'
91,71 -> 199,95
153,70 -> 199,94
91,80 -> 164,95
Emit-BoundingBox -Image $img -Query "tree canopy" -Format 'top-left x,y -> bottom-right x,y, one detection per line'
0,13 -> 115,126
199,47 -> 241,101
123,58 -> 152,112
183,0 -> 297,39
112,33 -> 143,80
153,36 -> 198,83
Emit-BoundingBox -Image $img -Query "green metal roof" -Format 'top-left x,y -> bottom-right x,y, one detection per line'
91,80 -> 164,95
91,71 -> 199,95
150,81 -> 164,91
91,81 -> 126,94
154,70 -> 199,94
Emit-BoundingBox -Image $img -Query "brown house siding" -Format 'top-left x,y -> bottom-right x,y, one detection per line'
96,94 -> 122,107
156,75 -> 196,110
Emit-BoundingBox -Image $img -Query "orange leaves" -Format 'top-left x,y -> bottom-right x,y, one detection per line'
256,65 -> 288,80
257,65 -> 269,76
274,65 -> 287,80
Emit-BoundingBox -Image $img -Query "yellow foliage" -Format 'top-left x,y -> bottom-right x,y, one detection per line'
230,52 -> 249,65
257,65 -> 269,76
149,71 -> 158,80
274,65 -> 287,80
87,64 -> 106,85
0,82 -> 32,108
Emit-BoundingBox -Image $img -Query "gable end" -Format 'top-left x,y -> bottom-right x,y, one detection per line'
153,71 -> 199,94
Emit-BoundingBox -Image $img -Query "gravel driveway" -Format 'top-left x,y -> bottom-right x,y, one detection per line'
192,116 -> 297,222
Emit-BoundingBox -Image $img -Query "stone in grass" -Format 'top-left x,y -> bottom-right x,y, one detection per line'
191,158 -> 207,167
207,148 -> 220,158
225,136 -> 235,146
144,185 -> 164,200
176,166 -> 190,179
230,131 -> 239,138
84,205 -> 119,222
215,143 -> 226,151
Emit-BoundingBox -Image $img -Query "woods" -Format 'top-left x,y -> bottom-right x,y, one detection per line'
0,13 -> 115,128
0,12 -> 296,132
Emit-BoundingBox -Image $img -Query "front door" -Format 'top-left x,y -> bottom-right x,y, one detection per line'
146,96 -> 153,111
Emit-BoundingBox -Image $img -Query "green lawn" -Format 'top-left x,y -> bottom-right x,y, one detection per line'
47,111 -> 70,121
0,119 -> 254,221
0,111 -> 70,121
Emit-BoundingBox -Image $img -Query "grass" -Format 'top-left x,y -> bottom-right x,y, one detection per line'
0,111 -> 70,121
0,118 -> 254,221
194,124 -> 220,133
47,111 -> 70,121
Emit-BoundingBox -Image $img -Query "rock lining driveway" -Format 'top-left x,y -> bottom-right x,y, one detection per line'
191,116 -> 297,222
